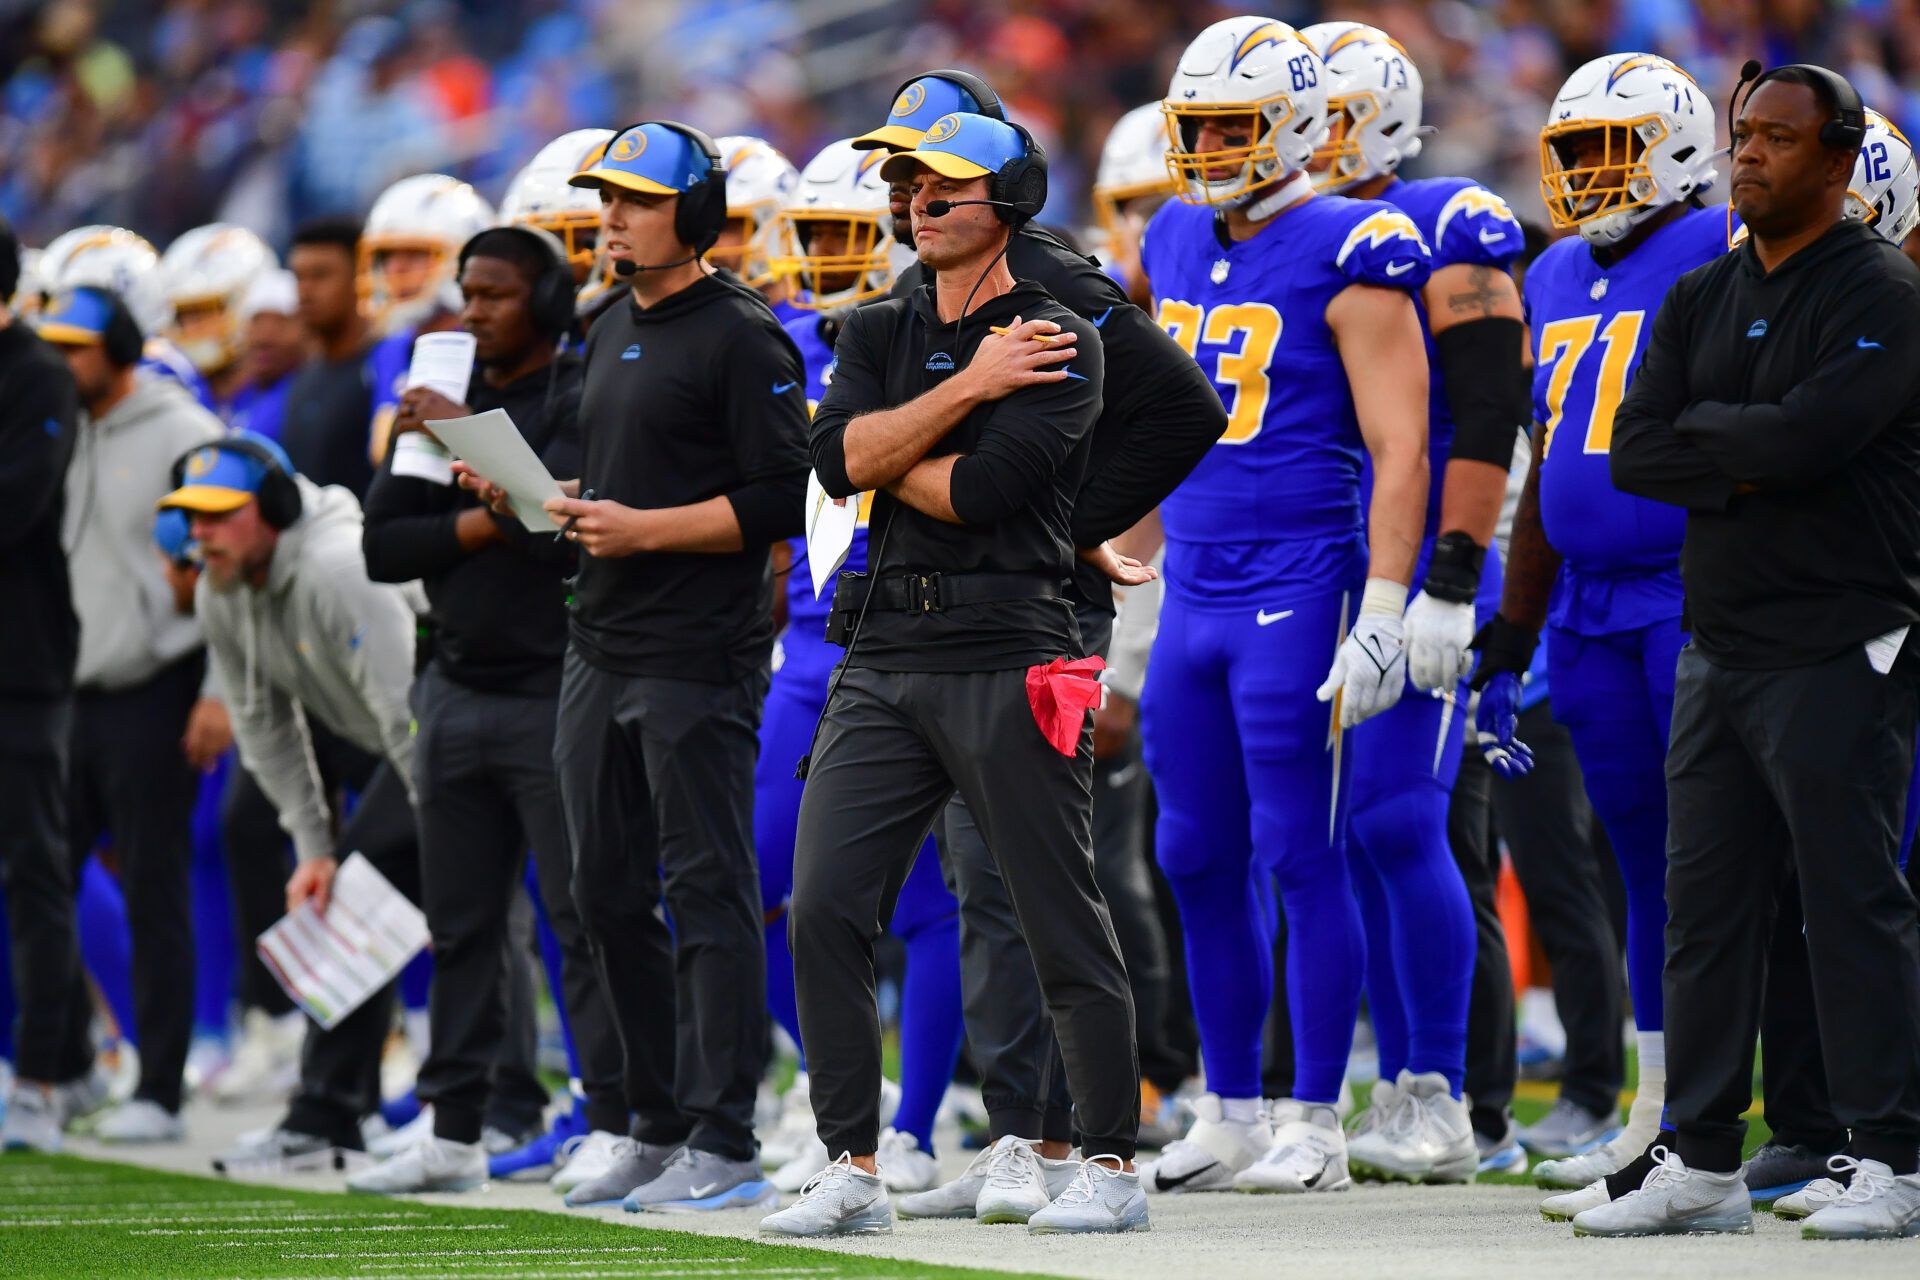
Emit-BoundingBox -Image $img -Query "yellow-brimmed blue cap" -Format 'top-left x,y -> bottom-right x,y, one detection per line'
570,123 -> 713,196
879,113 -> 1025,183
157,434 -> 294,515
36,287 -> 118,346
855,76 -> 995,152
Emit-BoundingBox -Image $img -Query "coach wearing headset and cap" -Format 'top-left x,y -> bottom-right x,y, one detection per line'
1594,64 -> 1920,1239
461,120 -> 809,1213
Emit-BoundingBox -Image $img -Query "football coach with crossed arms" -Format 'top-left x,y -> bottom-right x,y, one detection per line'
762,113 -> 1144,1240
463,120 -> 811,1213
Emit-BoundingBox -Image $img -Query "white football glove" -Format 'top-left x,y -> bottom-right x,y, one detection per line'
1317,583 -> 1409,729
1403,590 -> 1476,692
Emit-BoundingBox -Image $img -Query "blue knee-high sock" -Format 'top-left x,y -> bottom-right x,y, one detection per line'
766,914 -> 804,1071
191,763 -> 235,1040
1349,788 -> 1474,1095
77,858 -> 137,1048
523,860 -> 580,1082
1348,849 -> 1407,1083
892,912 -> 964,1153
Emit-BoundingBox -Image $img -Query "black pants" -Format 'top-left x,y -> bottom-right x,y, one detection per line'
555,650 -> 768,1163
1451,743 -> 1517,1135
0,695 -> 89,1086
792,664 -> 1138,1161
221,766 -> 294,1016
67,653 -> 204,1112
1665,644 -> 1920,1174
1760,885 -> 1847,1153
1490,699 -> 1625,1118
413,664 -> 625,1143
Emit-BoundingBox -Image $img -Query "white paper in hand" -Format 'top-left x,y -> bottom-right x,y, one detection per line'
806,470 -> 860,599
256,853 -> 429,1030
426,408 -> 565,532
406,330 -> 476,400
391,432 -> 454,485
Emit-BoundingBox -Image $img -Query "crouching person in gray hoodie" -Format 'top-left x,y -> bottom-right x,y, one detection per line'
41,285 -> 224,1144
156,432 -> 424,1172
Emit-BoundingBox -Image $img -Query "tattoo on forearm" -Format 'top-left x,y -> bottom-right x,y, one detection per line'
1447,265 -> 1503,318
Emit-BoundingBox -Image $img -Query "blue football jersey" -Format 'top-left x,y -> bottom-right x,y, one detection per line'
783,313 -> 869,645
1142,193 -> 1432,601
365,328 -> 418,466
138,338 -> 214,410
1523,204 -> 1729,633
224,371 -> 292,442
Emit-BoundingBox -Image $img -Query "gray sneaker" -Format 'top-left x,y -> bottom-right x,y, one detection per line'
760,1154 -> 892,1237
212,1125 -> 340,1175
1516,1098 -> 1619,1159
562,1138 -> 676,1207
626,1145 -> 777,1213
1571,1147 -> 1752,1237
1027,1157 -> 1150,1235
1744,1141 -> 1841,1202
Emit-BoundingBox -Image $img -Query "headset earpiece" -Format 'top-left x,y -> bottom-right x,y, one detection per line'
458,225 -> 575,336
661,121 -> 728,254
989,122 -> 1048,225
1745,63 -> 1868,154
169,434 -> 303,531
75,286 -> 144,367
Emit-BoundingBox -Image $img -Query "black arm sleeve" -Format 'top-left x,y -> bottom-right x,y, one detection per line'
361,457 -> 466,583
809,306 -> 893,499
950,315 -> 1104,525
0,346 -> 79,546
1435,316 -> 1529,467
1069,304 -> 1225,546
719,317 -> 810,546
1610,276 -> 1738,512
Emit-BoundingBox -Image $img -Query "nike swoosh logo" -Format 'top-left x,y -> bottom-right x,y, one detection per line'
1256,608 -> 1294,626
772,381 -> 798,395
1858,337 -> 1884,350
1091,307 -> 1113,327
1478,227 -> 1507,245
687,1182 -> 720,1198
1386,262 -> 1416,277
1153,1161 -> 1219,1191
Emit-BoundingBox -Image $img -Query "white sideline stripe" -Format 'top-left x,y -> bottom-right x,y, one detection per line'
347,1258 -> 763,1273
0,1211 -> 428,1227
285,1247 -> 676,1260
0,1198 -> 300,1210
135,1222 -> 511,1237
240,1272 -> 851,1280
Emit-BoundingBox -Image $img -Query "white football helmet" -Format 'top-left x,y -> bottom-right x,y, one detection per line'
160,224 -> 279,374
1300,22 -> 1424,193
710,136 -> 800,288
359,173 -> 496,333
1848,109 -> 1920,245
12,246 -> 45,318
1093,104 -> 1178,243
767,140 -> 898,313
1541,53 -> 1717,246
502,128 -> 615,275
1163,17 -> 1332,206
41,225 -> 173,336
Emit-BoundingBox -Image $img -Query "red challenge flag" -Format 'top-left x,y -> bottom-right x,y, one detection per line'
1025,655 -> 1107,756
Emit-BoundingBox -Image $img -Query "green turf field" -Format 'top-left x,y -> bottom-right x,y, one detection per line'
0,1155 -> 1041,1280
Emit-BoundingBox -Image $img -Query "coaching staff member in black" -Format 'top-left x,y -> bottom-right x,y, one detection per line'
357,224 -> 625,1193
1587,65 -> 1920,1239
764,113 -> 1143,1240
464,121 -> 809,1212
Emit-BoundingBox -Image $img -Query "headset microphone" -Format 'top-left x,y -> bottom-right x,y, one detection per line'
1729,58 -> 1764,142
924,198 -> 1028,217
613,255 -> 699,277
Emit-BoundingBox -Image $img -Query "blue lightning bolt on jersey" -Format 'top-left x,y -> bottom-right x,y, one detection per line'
1142,194 -> 1432,601
781,312 -> 868,676
1523,204 -> 1729,634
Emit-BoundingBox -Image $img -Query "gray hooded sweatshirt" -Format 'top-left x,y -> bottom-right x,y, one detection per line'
63,377 -> 222,690
197,476 -> 417,862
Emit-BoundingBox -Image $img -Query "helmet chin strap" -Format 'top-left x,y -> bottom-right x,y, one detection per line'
1240,169 -> 1315,221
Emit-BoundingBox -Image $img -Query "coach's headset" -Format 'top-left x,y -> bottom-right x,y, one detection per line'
455,224 -> 576,336
1729,60 -> 1868,155
167,433 -> 303,530
586,120 -> 729,264
67,285 -> 145,368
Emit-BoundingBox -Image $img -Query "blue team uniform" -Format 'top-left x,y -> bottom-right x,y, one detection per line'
1522,204 -> 1730,1032
365,328 -> 419,467
756,313 -> 961,1151
1140,192 -> 1432,1104
224,371 -> 293,442
1345,177 -> 1521,1097
139,338 -> 215,410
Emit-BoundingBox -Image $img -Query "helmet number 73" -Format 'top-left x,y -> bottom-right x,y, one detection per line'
1156,299 -> 1283,444
1538,310 -> 1645,455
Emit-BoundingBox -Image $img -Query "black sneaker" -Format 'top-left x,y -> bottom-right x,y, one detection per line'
1745,1141 -> 1842,1203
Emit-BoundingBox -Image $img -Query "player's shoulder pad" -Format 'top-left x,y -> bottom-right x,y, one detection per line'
1330,198 -> 1431,289
1428,179 -> 1522,268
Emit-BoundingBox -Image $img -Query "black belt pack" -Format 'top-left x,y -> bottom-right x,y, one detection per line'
824,570 -> 1062,645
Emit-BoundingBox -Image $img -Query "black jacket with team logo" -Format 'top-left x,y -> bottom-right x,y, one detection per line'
572,273 -> 809,682
812,278 -> 1102,671
1612,217 -> 1920,668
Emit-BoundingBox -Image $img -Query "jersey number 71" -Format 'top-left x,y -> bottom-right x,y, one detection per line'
1156,300 -> 1283,445
1538,310 -> 1646,456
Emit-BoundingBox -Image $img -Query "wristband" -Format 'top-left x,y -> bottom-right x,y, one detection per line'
1467,612 -> 1539,690
1422,531 -> 1486,605
1360,577 -> 1409,619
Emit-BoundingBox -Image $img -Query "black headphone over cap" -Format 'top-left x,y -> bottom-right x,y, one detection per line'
458,225 -> 575,335
70,286 -> 144,368
886,68 -> 1006,124
168,434 -> 304,530
989,120 -> 1049,225
1732,60 -> 1868,153
628,119 -> 729,254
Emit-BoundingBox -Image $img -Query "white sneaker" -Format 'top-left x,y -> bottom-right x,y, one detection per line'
347,1135 -> 488,1194
1,1083 -> 64,1153
1772,1176 -> 1846,1221
1534,1085 -> 1654,1189
760,1153 -> 892,1237
212,1010 -> 305,1105
55,1066 -> 112,1124
1234,1100 -> 1350,1193
896,1142 -> 1000,1219
759,1074 -> 815,1169
212,1125 -> 340,1175
1139,1094 -> 1269,1193
94,1099 -> 185,1143
1571,1147 -> 1751,1237
1800,1158 -> 1920,1239
1028,1156 -> 1150,1234
976,1135 -> 1079,1224
1540,1176 -> 1612,1222
1347,1071 -> 1476,1184
367,1106 -> 435,1158
876,1128 -> 939,1193
772,1132 -> 830,1193
1347,1077 -> 1399,1145
550,1130 -> 626,1194
185,1036 -> 231,1095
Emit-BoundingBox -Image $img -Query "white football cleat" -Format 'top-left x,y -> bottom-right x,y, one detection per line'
1139,1094 -> 1269,1194
1346,1071 -> 1476,1184
1234,1100 -> 1350,1193
876,1128 -> 939,1193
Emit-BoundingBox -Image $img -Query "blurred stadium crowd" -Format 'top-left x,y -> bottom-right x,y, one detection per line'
7,0 -> 1920,253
